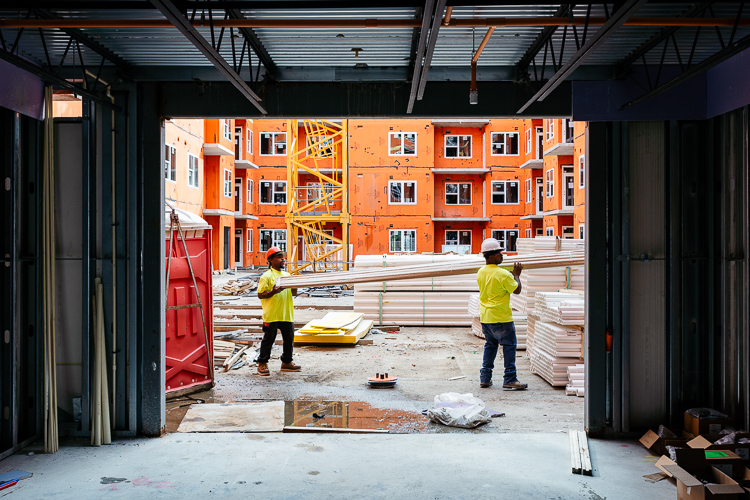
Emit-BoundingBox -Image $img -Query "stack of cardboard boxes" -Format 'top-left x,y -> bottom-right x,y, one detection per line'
640,409 -> 750,498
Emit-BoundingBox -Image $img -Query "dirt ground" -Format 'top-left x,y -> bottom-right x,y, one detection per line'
167,271 -> 584,434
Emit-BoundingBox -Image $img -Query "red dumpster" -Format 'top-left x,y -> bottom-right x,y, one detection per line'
164,206 -> 214,395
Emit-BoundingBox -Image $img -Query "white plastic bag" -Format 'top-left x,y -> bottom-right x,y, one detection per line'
426,392 -> 492,428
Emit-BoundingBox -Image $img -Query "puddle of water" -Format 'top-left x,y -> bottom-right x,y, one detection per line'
284,400 -> 429,434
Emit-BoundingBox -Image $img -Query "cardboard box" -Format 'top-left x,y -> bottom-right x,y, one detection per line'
662,463 -> 746,499
640,428 -> 690,456
684,411 -> 733,436
688,434 -> 750,463
656,448 -> 744,478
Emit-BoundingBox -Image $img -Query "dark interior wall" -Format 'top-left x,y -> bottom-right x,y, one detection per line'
586,108 -> 749,434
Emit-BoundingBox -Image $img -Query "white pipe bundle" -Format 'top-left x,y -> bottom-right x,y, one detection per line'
509,269 -> 584,313
566,364 -> 585,397
278,251 -> 584,289
528,319 -> 582,387
528,348 -> 576,387
534,292 -> 585,325
353,291 -> 474,326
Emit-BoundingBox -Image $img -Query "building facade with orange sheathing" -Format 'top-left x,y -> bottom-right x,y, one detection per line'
164,118 -> 586,271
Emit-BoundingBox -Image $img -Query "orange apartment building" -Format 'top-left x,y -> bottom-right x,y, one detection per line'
164,118 -> 587,271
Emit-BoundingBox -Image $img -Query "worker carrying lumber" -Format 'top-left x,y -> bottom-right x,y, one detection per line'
477,238 -> 528,390
256,246 -> 302,376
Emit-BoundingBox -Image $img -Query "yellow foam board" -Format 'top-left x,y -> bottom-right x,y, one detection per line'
308,312 -> 365,329
295,319 -> 373,344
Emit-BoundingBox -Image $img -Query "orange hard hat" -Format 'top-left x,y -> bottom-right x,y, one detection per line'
266,246 -> 285,260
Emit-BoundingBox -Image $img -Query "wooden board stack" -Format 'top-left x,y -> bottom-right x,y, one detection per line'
467,294 -> 527,349
213,279 -> 257,296
214,339 -> 253,370
566,364 -> 585,397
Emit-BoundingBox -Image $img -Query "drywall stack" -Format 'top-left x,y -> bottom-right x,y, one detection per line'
467,294 -> 526,349
566,364 -> 585,397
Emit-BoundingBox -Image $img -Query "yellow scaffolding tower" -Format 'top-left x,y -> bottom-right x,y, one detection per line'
286,119 -> 349,274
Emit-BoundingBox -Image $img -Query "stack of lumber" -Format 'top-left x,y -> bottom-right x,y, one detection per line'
534,292 -> 585,325
213,279 -> 257,296
213,339 -> 253,371
295,312 -> 373,344
566,364 -> 585,397
467,294 -> 526,349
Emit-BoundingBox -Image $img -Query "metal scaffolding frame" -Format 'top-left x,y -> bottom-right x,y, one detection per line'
285,119 -> 350,274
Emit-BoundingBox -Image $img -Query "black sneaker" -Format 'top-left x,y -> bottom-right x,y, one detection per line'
479,381 -> 492,388
502,381 -> 528,390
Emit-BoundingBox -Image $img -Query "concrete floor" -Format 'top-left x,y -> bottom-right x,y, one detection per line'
3,433 -> 674,499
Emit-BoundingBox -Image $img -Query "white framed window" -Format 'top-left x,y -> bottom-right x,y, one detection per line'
562,226 -> 575,239
445,230 -> 472,247
187,153 -> 199,188
525,179 -> 532,203
525,228 -> 531,238
223,169 -> 232,198
547,119 -> 554,141
389,229 -> 416,253
491,180 -> 519,204
564,119 -> 575,143
259,229 -> 287,253
546,169 -> 554,198
491,229 -> 519,252
246,179 -> 253,204
525,128 -> 532,154
578,154 -> 585,189
246,229 -> 253,252
445,182 -> 472,205
388,181 -> 416,204
490,132 -> 519,156
388,132 -> 417,156
579,224 -> 585,240
246,128 -> 253,155
260,132 -> 287,156
546,227 -> 554,236
260,180 -> 287,204
164,145 -> 176,182
444,135 -> 472,158
223,119 -> 232,141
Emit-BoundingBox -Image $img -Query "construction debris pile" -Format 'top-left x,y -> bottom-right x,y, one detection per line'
213,278 -> 258,296
213,339 -> 253,371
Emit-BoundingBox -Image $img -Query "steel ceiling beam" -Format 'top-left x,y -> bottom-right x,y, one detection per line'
515,3 -> 574,79
148,0 -> 267,114
623,32 -> 750,108
31,8 -> 133,77
224,7 -> 277,77
614,2 -> 711,77
416,0 -> 447,100
4,1 -> 636,8
517,0 -> 649,114
406,0 -> 435,114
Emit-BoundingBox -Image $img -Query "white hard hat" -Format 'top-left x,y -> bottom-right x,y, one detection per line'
481,238 -> 502,253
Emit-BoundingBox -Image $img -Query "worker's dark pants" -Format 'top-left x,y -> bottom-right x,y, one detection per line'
257,321 -> 295,364
480,321 -> 517,385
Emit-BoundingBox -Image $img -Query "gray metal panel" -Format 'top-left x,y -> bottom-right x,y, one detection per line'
53,121 -> 84,419
628,121 -> 666,428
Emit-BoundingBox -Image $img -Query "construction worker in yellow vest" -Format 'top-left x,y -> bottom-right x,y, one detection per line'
256,246 -> 301,376
477,237 -> 527,390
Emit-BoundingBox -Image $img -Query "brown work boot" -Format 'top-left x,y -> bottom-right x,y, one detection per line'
502,380 -> 528,390
280,361 -> 301,372
257,363 -> 270,376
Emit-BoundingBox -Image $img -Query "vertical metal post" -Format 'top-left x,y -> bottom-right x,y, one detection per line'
666,120 -> 680,425
126,86 -> 138,436
80,99 -> 92,435
137,84 -> 165,436
621,122 -> 631,433
584,122 -> 608,435
611,121 -> 623,433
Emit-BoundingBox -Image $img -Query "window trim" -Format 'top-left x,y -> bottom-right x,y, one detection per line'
246,128 -> 253,155
546,169 -> 554,198
444,134 -> 472,158
578,154 -> 585,189
444,182 -> 472,205
388,132 -> 417,156
525,228 -> 531,238
246,179 -> 253,204
259,180 -> 288,205
234,126 -> 243,157
579,224 -> 585,240
525,178 -> 532,204
223,119 -> 232,141
562,226 -> 575,239
259,131 -> 287,156
547,119 -> 554,141
388,180 -> 417,205
490,229 -> 519,252
444,229 -> 472,247
546,227 -> 554,236
525,128 -> 532,155
223,169 -> 232,198
187,153 -> 200,189
246,228 -> 253,253
259,229 -> 287,253
490,180 -> 520,205
490,132 -> 520,156
164,145 -> 176,183
388,229 -> 417,253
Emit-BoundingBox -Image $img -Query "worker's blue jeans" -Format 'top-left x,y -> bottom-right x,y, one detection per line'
480,322 -> 518,385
